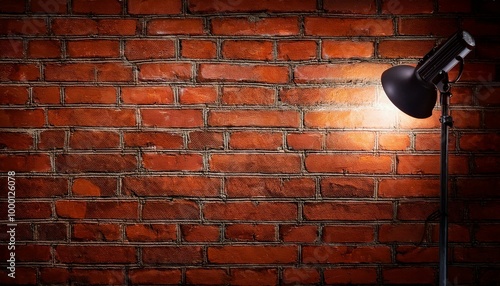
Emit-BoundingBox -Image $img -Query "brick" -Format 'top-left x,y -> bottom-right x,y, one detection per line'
40,268 -> 124,285
457,178 -> 500,198
0,63 -> 40,81
398,18 -> 458,36
1,177 -> 67,197
280,87 -> 376,106
55,154 -> 136,173
72,177 -> 116,196
0,109 -> 44,127
222,40 -> 273,60
415,132 -> 455,151
124,131 -> 183,149
383,267 -> 436,284
142,246 -> 203,264
209,110 -> 299,127
142,153 -> 203,171
222,86 -> 275,105
295,63 -> 391,83
305,109 -> 396,129
208,245 -> 297,264
204,202 -> 297,221
452,110 -> 481,128
0,132 -> 33,150
277,40 -> 317,61
229,131 -> 282,150
379,223 -> 425,243
322,40 -> 374,58
141,109 -> 203,128
381,0 -> 433,14
181,39 -> 217,59
45,63 -> 133,82
55,245 -> 136,263
379,133 -> 410,150
485,111 -> 500,129
129,0 -> 181,14
280,225 -> 318,243
129,269 -> 181,285
397,201 -> 438,221
462,17 -> 500,37
324,0 -> 376,14
379,39 -> 436,58
323,225 -> 374,242
56,200 -> 138,219
455,247 -> 500,263
212,17 -> 299,36
305,154 -> 393,174
48,108 -> 135,127
65,86 -> 117,104
0,223 -> 30,241
51,18 -> 97,35
33,86 -> 60,104
438,0 -> 472,13
460,133 -> 500,152
0,201 -> 52,219
189,0 -> 316,13
225,224 -> 275,242
469,201 -> 500,220
182,224 -> 220,242
122,176 -> 221,197
121,86 -> 174,104
0,18 -> 47,35
0,86 -> 28,104
0,0 -> 25,13
148,18 -> 204,35
38,130 -> 65,150
126,224 -> 176,241
69,130 -> 120,149
379,178 -> 440,198
230,268 -> 278,285
72,223 -> 121,241
0,267 -> 35,285
0,154 -> 51,172
396,155 -> 468,175
31,0 -> 67,13
321,177 -> 373,198
326,131 -> 375,150
142,200 -> 199,220
396,246 -> 438,263
125,39 -> 175,60
188,131 -> 224,150
303,202 -> 393,220
199,63 -> 289,84
0,39 -> 23,58
98,19 -> 138,35
28,39 -> 61,58
73,0 -> 122,14
303,246 -> 391,263
67,40 -> 120,58
16,245 -> 51,262
305,17 -> 392,36
138,62 -> 192,82
186,269 -> 229,285
324,268 -> 378,284
37,223 -> 67,241
287,132 -> 323,150
179,86 -> 218,104
475,225 -> 500,242
226,177 -> 315,198
210,153 -> 301,173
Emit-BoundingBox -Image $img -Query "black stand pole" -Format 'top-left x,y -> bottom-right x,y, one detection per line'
438,74 -> 452,286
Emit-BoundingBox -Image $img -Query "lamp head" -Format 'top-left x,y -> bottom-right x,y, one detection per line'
381,31 -> 475,119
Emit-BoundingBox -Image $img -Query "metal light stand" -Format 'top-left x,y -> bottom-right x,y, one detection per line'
438,72 -> 453,286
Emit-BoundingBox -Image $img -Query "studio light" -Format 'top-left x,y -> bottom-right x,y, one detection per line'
381,31 -> 475,286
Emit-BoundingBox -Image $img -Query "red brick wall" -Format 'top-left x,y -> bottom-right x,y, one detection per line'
0,0 -> 499,285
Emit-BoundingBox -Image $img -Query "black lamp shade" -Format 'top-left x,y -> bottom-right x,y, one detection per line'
381,65 -> 437,119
